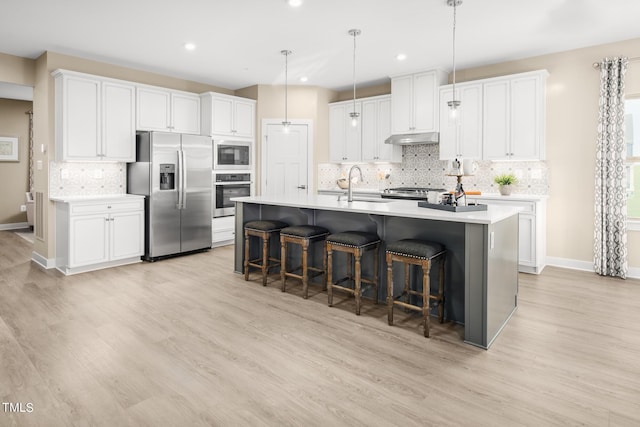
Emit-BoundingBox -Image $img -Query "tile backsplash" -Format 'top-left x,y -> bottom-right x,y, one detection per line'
49,162 -> 126,197
318,144 -> 549,195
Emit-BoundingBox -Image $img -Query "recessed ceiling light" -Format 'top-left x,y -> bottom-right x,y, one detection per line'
396,53 -> 407,61
300,76 -> 308,82
287,0 -> 303,7
184,43 -> 196,51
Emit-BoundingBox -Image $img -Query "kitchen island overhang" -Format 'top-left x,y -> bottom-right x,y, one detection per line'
232,195 -> 520,349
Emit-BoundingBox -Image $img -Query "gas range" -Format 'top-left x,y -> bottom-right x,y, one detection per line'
381,187 -> 447,200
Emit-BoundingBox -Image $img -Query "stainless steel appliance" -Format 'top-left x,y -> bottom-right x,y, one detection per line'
214,172 -> 251,217
127,131 -> 212,260
381,187 -> 447,200
213,139 -> 251,170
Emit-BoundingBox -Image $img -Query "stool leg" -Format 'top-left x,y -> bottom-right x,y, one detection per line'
327,246 -> 333,307
322,241 -> 327,291
403,263 -> 410,306
302,239 -> 309,299
438,254 -> 445,323
386,253 -> 394,326
373,244 -> 379,304
354,249 -> 362,315
262,234 -> 269,286
244,231 -> 250,281
281,237 -> 287,292
423,260 -> 432,338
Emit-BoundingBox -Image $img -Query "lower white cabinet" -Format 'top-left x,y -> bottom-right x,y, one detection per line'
470,195 -> 547,274
54,196 -> 144,275
212,216 -> 235,247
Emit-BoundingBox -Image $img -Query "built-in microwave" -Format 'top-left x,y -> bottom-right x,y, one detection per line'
213,139 -> 251,170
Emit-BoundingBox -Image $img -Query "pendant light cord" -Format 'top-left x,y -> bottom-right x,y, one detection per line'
352,31 -> 357,113
452,0 -> 457,96
285,52 -> 288,123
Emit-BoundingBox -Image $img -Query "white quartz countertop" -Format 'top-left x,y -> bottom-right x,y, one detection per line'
50,194 -> 145,203
318,188 -> 548,202
233,195 -> 519,225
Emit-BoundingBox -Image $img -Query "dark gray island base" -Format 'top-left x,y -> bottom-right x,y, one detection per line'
232,195 -> 519,349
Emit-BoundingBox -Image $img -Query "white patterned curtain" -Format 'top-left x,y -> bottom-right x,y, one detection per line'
594,57 -> 628,279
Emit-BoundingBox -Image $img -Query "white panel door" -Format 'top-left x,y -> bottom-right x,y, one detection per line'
233,99 -> 255,138
65,76 -> 100,160
110,211 -> 144,261
329,104 -> 346,162
413,70 -> 438,132
483,80 -> 510,160
391,75 -> 413,134
211,97 -> 234,135
511,76 -> 540,159
264,123 -> 308,198
458,84 -> 483,159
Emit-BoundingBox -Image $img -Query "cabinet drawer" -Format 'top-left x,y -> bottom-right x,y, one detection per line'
70,199 -> 144,215
475,198 -> 535,213
213,215 -> 235,231
213,228 -> 235,243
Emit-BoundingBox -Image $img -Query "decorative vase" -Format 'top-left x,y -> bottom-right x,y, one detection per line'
499,184 -> 512,196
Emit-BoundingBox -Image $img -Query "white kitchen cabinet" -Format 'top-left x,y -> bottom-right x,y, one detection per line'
329,101 -> 362,162
438,83 -> 483,160
361,96 -> 400,163
137,86 -> 201,134
482,70 -> 548,160
53,70 -> 136,162
470,195 -> 547,274
54,196 -> 144,275
212,215 -> 235,247
200,92 -> 256,138
390,69 -> 447,135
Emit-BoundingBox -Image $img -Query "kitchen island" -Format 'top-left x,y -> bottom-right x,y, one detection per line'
233,194 -> 520,349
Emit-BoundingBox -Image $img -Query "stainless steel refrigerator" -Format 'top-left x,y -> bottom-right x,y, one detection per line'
127,131 -> 212,260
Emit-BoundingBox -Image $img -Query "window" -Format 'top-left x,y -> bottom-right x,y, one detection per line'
624,97 -> 640,219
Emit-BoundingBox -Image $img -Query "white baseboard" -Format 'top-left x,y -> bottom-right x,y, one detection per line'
546,256 -> 640,280
31,251 -> 55,269
0,222 -> 29,231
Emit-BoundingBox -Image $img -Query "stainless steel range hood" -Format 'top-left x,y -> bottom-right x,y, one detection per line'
384,132 -> 439,145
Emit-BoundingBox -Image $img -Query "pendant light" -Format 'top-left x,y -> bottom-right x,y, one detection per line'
281,49 -> 292,132
348,29 -> 361,127
447,0 -> 462,119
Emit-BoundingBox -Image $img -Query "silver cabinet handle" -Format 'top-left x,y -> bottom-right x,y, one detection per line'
297,185 -> 307,190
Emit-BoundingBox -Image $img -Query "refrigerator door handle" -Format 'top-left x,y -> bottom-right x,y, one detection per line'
182,152 -> 188,209
177,150 -> 183,209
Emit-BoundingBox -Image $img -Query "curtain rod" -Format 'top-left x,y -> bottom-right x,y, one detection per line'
592,56 -> 640,68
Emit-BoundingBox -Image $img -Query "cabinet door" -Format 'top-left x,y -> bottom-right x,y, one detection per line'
438,86 -> 458,160
210,96 -> 234,135
458,84 -> 483,159
518,213 -> 536,266
482,80 -> 510,160
233,99 -> 255,138
344,102 -> 362,162
361,99 -> 377,162
102,81 -> 136,161
413,71 -> 439,132
511,76 -> 541,159
137,87 -> 171,131
376,97 -> 398,162
391,75 -> 413,134
171,92 -> 201,134
329,104 -> 347,162
69,214 -> 109,267
110,211 -> 144,261
61,75 -> 101,160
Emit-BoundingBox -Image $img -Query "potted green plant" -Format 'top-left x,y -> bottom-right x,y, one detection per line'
494,173 -> 517,196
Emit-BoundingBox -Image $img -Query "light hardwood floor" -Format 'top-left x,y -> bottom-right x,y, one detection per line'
1,230 -> 639,426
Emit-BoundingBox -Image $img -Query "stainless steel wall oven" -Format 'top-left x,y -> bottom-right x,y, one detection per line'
213,172 -> 251,217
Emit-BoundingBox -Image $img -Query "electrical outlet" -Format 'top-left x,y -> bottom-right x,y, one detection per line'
20,204 -> 26,212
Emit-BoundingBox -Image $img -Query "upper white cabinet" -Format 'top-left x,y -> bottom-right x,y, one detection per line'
329,101 -> 362,162
200,92 -> 256,138
390,69 -> 447,135
53,70 -> 136,162
136,86 -> 201,134
438,82 -> 483,160
482,70 -> 548,160
329,95 -> 398,163
361,96 -> 400,162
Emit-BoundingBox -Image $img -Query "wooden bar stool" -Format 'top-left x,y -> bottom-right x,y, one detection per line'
280,225 -> 330,299
326,231 -> 381,315
386,239 -> 446,337
244,220 -> 288,286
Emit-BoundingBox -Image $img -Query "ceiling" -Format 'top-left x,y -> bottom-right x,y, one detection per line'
1,0 -> 640,93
